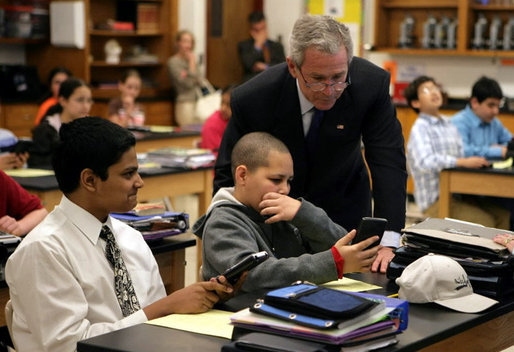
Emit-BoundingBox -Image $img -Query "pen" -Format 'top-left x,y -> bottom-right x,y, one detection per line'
387,293 -> 399,298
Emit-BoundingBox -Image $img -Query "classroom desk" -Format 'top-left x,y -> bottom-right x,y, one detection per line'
77,272 -> 514,352
132,129 -> 201,153
439,167 -> 514,218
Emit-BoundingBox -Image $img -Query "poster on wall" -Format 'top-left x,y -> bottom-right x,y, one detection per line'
308,0 -> 362,56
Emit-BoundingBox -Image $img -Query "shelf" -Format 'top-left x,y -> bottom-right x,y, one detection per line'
470,4 -> 514,10
372,48 -> 514,57
0,37 -> 47,44
90,61 -> 162,67
380,0 -> 458,8
89,30 -> 163,37
91,87 -> 160,99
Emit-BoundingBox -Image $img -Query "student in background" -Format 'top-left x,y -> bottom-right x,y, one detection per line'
238,11 -> 286,82
29,78 -> 92,168
452,76 -> 512,159
0,169 -> 47,236
452,76 -> 514,230
405,75 -> 509,229
194,132 -> 379,293
6,117 -> 234,352
34,66 -> 71,125
108,69 -> 145,128
200,84 -> 236,157
167,30 -> 202,127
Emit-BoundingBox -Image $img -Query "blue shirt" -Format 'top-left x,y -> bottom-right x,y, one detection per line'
407,113 -> 461,212
451,105 -> 512,159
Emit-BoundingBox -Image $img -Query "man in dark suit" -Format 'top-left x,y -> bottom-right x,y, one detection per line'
238,11 -> 286,82
215,14 -> 407,273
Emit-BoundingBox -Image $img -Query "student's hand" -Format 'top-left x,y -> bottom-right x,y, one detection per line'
15,152 -> 29,167
0,153 -> 24,170
456,156 -> 490,168
371,247 -> 395,274
333,230 -> 380,273
0,215 -> 23,236
259,192 -> 301,224
210,273 -> 244,301
167,280 -> 232,314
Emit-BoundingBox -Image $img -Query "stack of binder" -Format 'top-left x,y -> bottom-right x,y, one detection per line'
387,218 -> 514,298
111,211 -> 189,241
229,283 -> 408,349
146,147 -> 216,169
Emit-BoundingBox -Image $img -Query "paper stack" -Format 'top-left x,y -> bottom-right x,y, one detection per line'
111,211 -> 189,241
146,147 -> 216,169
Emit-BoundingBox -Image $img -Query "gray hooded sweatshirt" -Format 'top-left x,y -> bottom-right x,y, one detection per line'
193,187 -> 347,292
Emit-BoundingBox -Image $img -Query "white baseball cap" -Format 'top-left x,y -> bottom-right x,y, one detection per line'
395,253 -> 498,313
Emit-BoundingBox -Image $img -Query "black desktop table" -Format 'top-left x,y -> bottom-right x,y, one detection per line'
77,272 -> 514,352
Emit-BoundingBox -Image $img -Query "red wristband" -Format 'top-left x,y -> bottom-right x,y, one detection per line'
331,246 -> 344,279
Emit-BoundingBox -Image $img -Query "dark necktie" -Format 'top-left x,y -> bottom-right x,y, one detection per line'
305,108 -> 324,161
100,225 -> 141,317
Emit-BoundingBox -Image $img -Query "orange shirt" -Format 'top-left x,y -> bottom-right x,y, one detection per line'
34,97 -> 58,125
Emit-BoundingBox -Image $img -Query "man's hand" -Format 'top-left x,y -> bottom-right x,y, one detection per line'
210,273 -> 245,301
334,230 -> 380,273
259,192 -> 301,224
371,247 -> 395,274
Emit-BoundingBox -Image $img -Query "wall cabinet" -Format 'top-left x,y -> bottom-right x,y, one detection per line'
0,103 -> 38,138
25,0 -> 177,100
374,0 -> 514,57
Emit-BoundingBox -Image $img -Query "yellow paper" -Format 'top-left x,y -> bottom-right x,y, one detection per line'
149,125 -> 176,133
492,157 -> 513,169
146,309 -> 233,339
5,168 -> 55,177
322,277 -> 381,291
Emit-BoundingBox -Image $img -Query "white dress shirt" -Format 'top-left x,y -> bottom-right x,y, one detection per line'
6,196 -> 166,352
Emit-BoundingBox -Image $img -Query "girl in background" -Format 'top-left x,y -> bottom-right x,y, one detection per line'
34,66 -> 72,125
108,69 -> 145,128
29,78 -> 92,167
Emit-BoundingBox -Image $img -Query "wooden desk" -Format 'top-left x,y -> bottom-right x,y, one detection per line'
439,167 -> 514,218
76,272 -> 514,352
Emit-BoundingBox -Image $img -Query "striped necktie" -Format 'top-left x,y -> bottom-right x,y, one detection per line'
100,225 -> 141,317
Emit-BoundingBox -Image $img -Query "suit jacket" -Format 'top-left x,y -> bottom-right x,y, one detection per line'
214,59 -> 407,233
238,39 -> 286,82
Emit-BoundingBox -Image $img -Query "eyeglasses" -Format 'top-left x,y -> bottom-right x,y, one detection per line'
297,67 -> 351,92
420,85 -> 441,95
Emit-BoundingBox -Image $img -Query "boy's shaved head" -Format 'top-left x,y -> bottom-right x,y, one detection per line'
231,132 -> 290,178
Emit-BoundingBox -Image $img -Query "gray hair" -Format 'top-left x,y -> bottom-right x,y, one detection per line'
289,14 -> 353,67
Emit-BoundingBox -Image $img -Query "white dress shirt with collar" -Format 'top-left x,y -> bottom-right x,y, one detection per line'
5,195 -> 166,352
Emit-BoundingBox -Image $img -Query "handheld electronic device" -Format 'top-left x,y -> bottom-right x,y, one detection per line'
219,251 -> 269,285
354,217 -> 388,249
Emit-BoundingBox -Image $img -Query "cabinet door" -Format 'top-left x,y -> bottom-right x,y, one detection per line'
142,101 -> 173,126
3,104 -> 38,137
